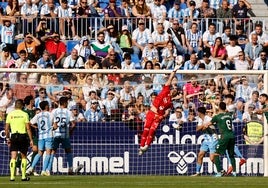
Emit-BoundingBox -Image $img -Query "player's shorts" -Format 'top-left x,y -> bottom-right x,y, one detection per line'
200,136 -> 218,154
52,137 -> 71,150
10,133 -> 29,154
38,138 -> 53,151
216,136 -> 235,155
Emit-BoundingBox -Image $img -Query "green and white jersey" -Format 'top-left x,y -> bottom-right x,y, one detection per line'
211,112 -> 234,138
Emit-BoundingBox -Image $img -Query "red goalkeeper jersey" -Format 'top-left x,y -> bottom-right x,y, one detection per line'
152,85 -> 173,116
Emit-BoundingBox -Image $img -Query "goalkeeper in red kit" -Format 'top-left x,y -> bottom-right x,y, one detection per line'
138,65 -> 181,155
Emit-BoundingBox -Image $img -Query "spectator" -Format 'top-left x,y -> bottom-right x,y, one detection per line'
149,0 -> 169,31
17,32 -> 41,60
152,23 -> 169,58
68,75 -> 83,103
132,19 -> 152,59
13,73 -> 36,100
119,80 -> 135,108
249,23 -> 268,53
226,35 -> 242,69
102,48 -> 121,69
216,0 -> 232,30
184,53 -> 199,70
91,31 -> 112,59
233,51 -> 250,70
0,47 -> 13,69
46,74 -> 64,102
92,73 -> 109,93
183,74 -> 202,107
252,51 -> 268,70
187,109 -> 198,122
0,88 -> 15,114
74,36 -> 96,61
232,0 -> 252,27
199,50 -> 215,70
167,19 -> 187,55
84,54 -> 100,69
210,37 -> 227,70
84,99 -> 105,122
36,50 -> 54,69
244,34 -> 263,68
169,106 -> 186,129
43,32 -> 67,68
214,74 -> 229,95
20,0 -> 38,33
39,0 -> 58,30
70,105 -> 86,122
134,77 -> 154,105
15,50 -> 30,69
202,23 -> 220,52
221,26 -> 232,46
57,0 -> 79,40
117,25 -> 133,54
185,22 -> 203,58
6,0 -> 20,17
105,24 -> 123,55
103,0 -> 123,32
122,103 -> 142,130
183,0 -> 199,28
36,19 -> 52,55
27,62 -> 39,86
76,0 -> 94,37
34,88 -> 52,109
82,74 -> 99,102
232,76 -> 253,102
131,0 -> 151,19
1,18 -> 16,54
233,97 -> 245,122
120,53 -> 136,82
101,89 -> 120,121
141,38 -> 159,68
161,41 -> 178,69
198,0 -> 216,30
63,49 -> 85,69
235,25 -> 248,50
244,91 -> 261,113
167,0 -> 184,24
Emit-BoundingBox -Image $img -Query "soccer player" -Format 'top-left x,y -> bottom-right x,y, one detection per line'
27,101 -> 53,176
48,97 -> 76,175
204,102 -> 236,177
138,65 -> 181,155
192,107 -> 218,176
5,99 -> 33,181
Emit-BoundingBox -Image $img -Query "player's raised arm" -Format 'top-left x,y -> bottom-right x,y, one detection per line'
165,65 -> 181,86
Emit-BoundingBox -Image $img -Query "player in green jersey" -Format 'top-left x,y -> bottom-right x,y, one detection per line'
204,101 -> 236,177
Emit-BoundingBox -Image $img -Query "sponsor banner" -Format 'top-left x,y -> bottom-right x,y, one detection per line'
0,121 -> 263,175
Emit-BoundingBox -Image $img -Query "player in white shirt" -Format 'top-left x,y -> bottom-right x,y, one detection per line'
49,96 -> 76,175
27,101 -> 53,176
192,107 -> 217,176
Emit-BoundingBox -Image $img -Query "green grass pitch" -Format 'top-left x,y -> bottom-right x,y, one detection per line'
1,175 -> 268,188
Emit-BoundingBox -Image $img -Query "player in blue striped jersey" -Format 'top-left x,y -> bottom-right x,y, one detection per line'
27,101 -> 53,176
49,96 -> 76,175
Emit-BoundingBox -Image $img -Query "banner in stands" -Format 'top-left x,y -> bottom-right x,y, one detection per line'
0,122 -> 263,176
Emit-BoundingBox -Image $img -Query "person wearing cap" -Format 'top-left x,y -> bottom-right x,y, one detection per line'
84,99 -> 105,122
74,36 -> 96,61
70,105 -> 86,122
199,50 -> 216,70
167,0 -> 184,24
141,38 -> 159,68
132,18 -> 152,59
118,25 -> 133,54
138,65 -> 181,155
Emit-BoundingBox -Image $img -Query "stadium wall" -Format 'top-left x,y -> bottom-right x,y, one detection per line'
0,121 -> 264,176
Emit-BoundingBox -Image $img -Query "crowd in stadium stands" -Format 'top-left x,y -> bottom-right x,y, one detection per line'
0,0 -> 267,127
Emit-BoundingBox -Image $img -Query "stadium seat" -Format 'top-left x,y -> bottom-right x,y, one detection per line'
66,40 -> 79,55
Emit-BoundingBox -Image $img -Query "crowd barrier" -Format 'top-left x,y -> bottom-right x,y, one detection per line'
0,121 -> 264,176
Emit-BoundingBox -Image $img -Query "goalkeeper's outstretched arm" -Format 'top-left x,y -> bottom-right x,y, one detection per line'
165,65 -> 180,86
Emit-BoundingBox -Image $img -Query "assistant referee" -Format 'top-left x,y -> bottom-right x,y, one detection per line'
5,99 -> 33,181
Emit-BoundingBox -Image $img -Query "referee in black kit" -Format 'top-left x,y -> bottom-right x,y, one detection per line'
5,99 -> 33,181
